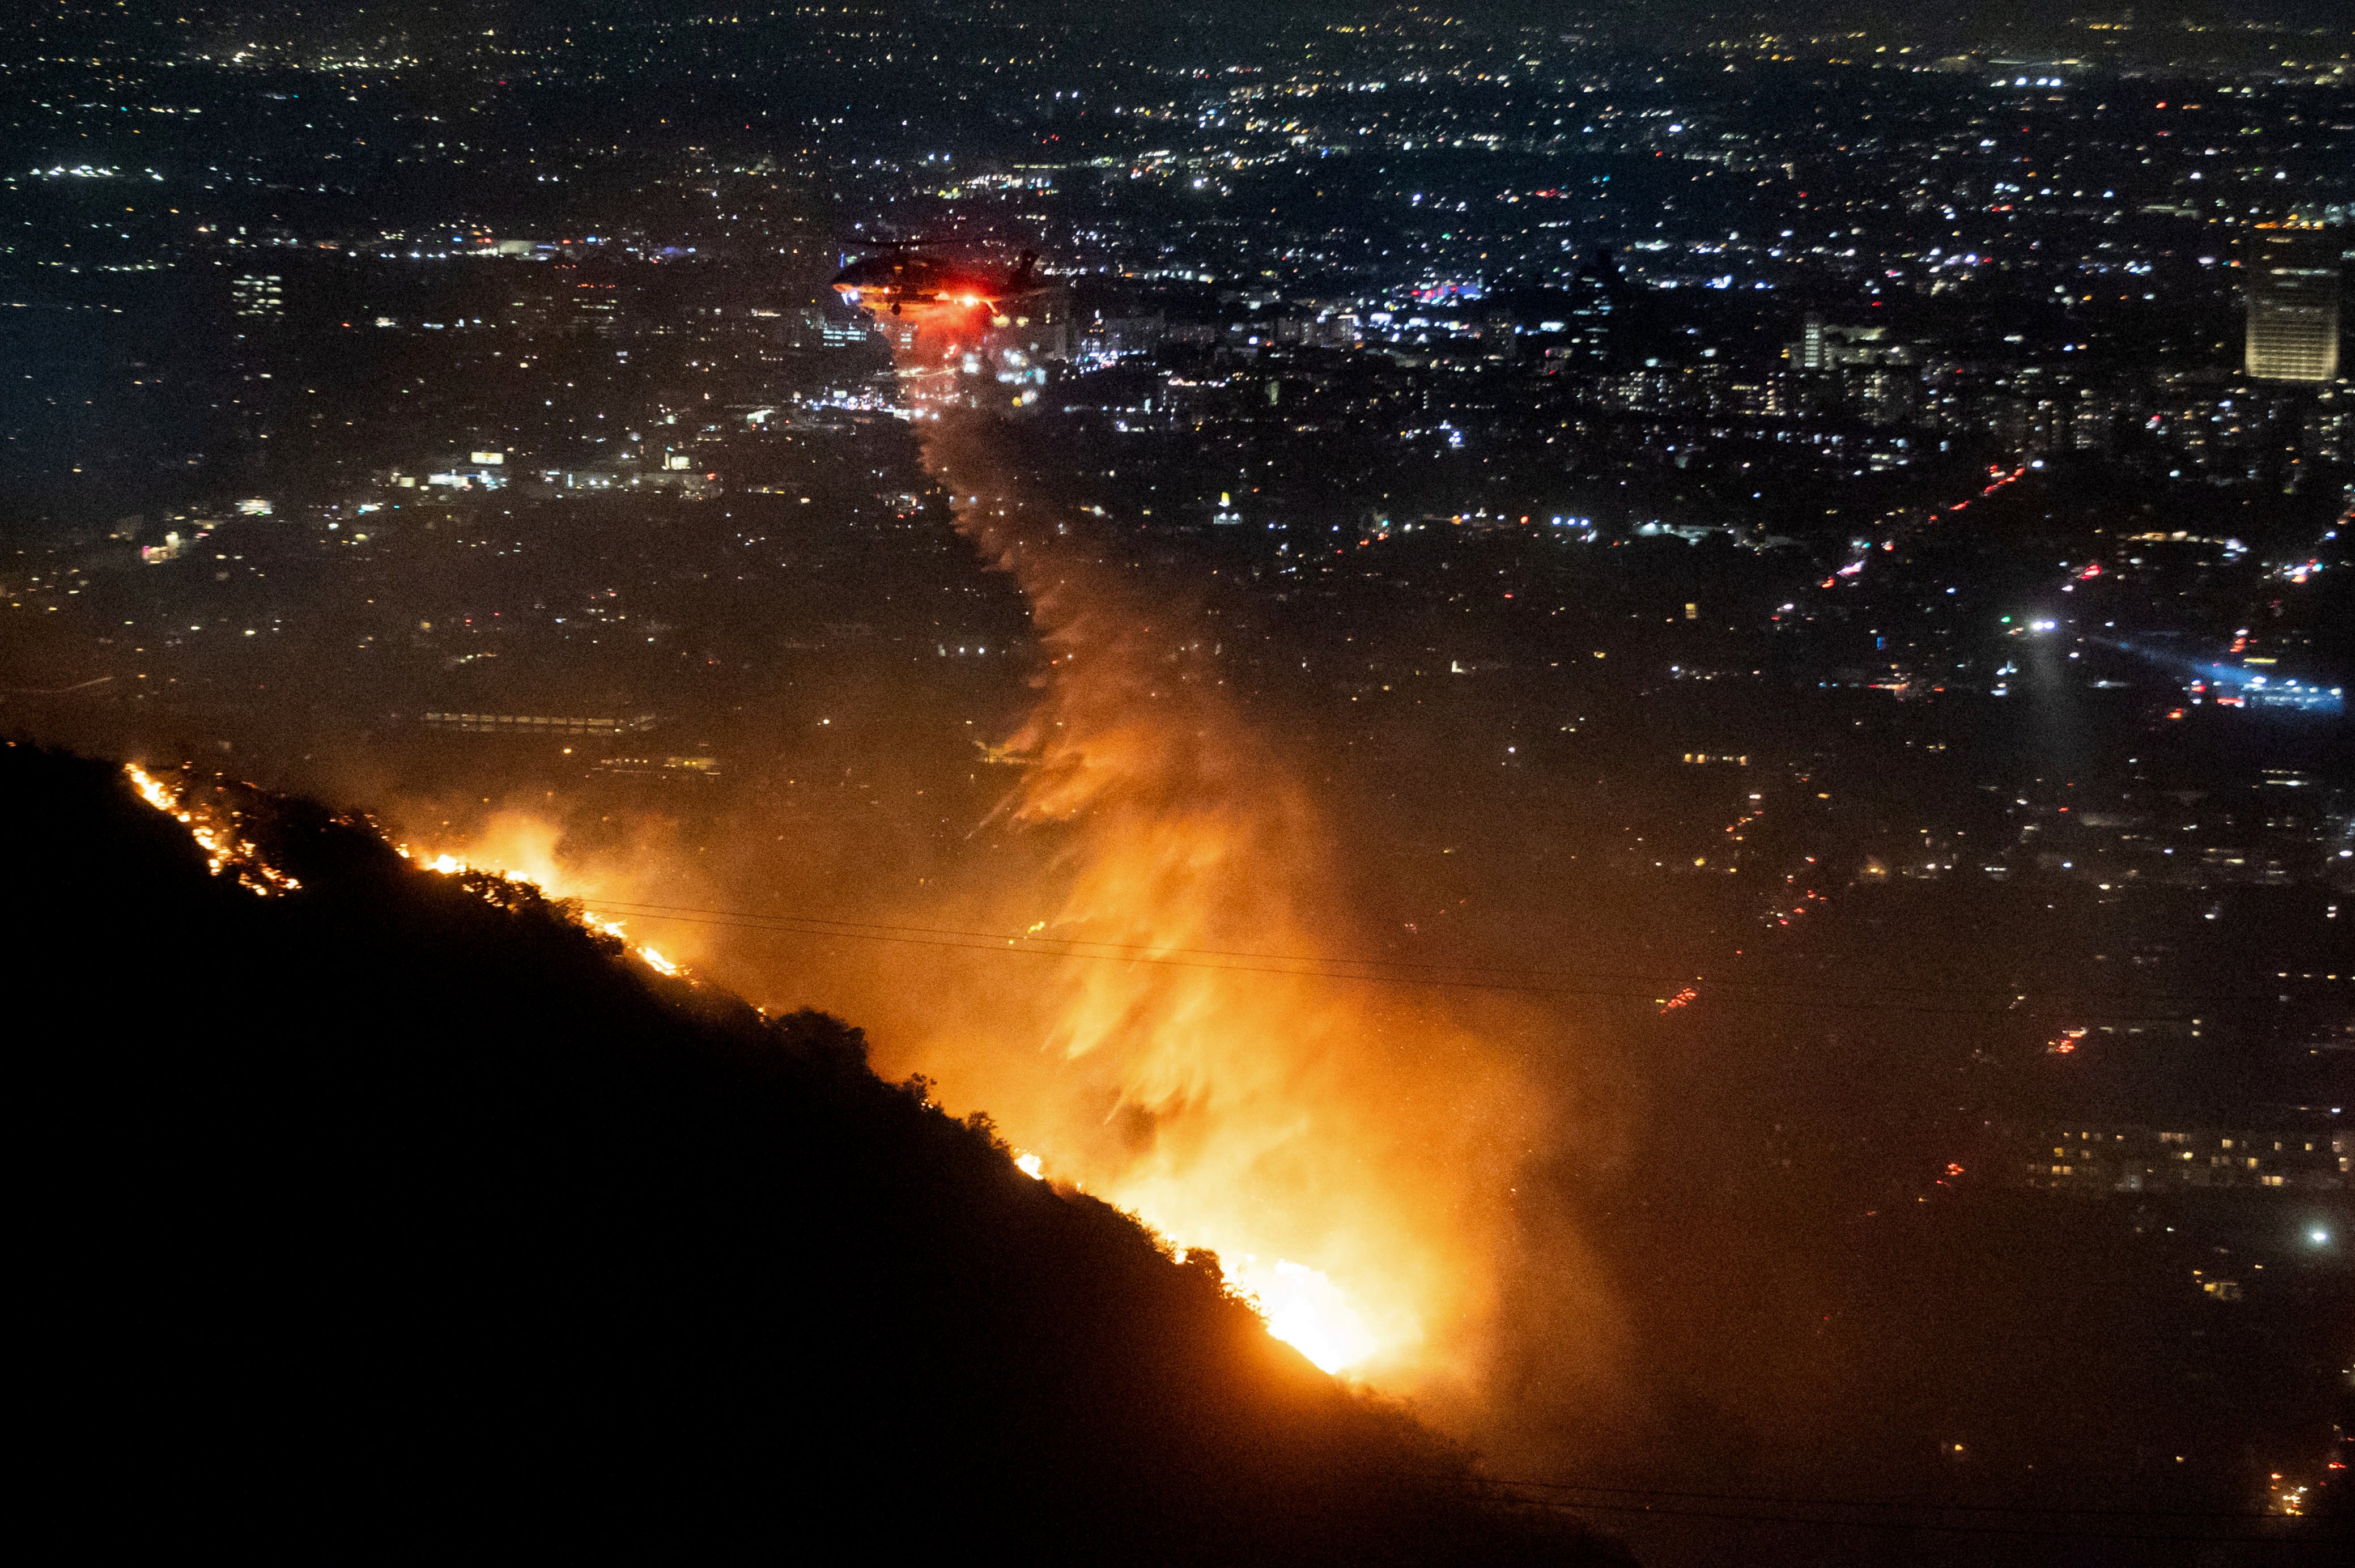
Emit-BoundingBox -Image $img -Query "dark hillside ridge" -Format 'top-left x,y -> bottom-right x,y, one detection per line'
8,743 -> 1625,1565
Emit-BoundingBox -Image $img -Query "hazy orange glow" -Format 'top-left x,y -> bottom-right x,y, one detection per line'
830,366 -> 1584,1391
352,299 -> 1604,1401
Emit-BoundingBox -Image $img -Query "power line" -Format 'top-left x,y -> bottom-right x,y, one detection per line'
589,902 -> 2032,1013
589,899 -> 2279,1017
610,901 -> 1753,988
1497,1476 -> 2289,1521
1514,1494 -> 2328,1545
600,903 -> 1691,1000
582,897 -> 2285,1018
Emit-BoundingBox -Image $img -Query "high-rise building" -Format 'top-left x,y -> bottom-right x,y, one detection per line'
231,273 -> 283,319
1563,247 -> 1617,366
1792,317 -> 1914,371
2243,228 -> 2341,384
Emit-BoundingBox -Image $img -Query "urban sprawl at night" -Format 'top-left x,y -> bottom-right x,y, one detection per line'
6,3 -> 2349,1563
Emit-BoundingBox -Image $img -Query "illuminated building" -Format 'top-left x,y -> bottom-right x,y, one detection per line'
420,712 -> 658,736
1561,248 -> 1616,366
2018,1125 -> 2349,1193
1792,318 -> 1914,372
231,273 -> 283,318
2242,228 -> 2341,384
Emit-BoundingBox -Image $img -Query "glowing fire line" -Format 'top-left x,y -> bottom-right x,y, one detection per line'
124,763 -> 301,895
400,844 -> 682,980
134,759 -> 1392,1375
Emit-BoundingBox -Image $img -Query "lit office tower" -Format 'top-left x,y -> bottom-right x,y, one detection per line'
231,273 -> 283,318
2243,228 -> 2341,384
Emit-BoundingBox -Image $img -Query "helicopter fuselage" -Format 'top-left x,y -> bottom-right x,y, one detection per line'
829,249 -> 1042,317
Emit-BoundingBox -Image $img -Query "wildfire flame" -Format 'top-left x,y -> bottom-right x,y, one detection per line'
124,763 -> 301,895
398,817 -> 688,981
1230,1257 -> 1379,1375
828,397 -> 1570,1390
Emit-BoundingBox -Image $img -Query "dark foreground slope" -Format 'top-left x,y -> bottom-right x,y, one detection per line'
8,743 -> 1625,1565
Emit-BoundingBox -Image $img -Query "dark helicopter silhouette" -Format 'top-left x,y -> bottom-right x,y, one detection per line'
830,241 -> 1045,316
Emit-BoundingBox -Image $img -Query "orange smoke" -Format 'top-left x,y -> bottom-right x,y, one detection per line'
872,400 -> 1580,1396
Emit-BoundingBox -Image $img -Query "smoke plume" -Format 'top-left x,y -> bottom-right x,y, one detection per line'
853,369 -> 1612,1403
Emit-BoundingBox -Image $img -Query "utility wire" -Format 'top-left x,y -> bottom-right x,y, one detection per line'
595,900 -> 2005,991
583,897 -> 2299,1019
1515,1494 -> 2328,1545
1496,1476 -> 2291,1521
605,901 -> 1767,987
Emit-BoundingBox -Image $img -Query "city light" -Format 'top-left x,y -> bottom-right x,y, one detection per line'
10,9 -> 2350,1550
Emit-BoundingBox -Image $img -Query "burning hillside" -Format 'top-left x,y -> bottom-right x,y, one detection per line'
8,742 -> 1628,1564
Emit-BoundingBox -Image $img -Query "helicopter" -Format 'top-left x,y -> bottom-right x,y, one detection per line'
830,241 -> 1044,316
